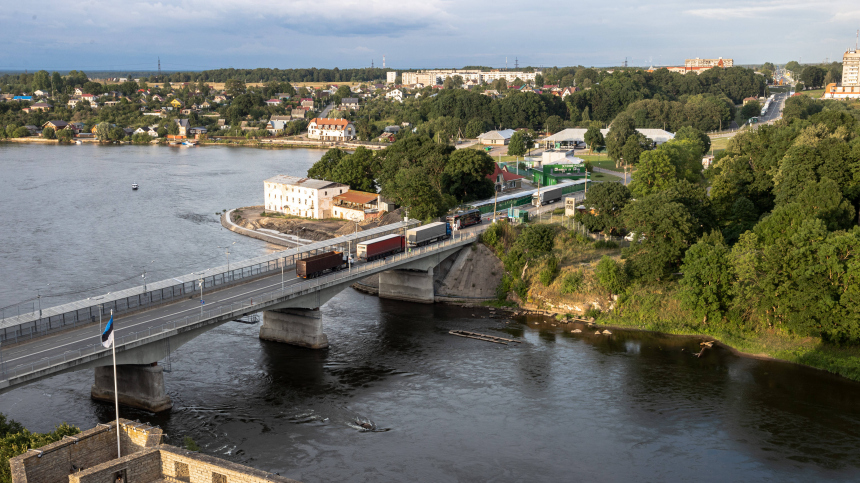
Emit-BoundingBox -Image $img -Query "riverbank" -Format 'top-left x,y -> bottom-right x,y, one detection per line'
1,137 -> 388,150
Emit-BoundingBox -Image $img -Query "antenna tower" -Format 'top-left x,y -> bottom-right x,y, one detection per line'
624,57 -> 628,68
505,57 -> 508,70
856,29 -> 858,50
372,59 -> 374,69
383,55 -> 386,68
515,57 -> 519,70
158,57 -> 161,80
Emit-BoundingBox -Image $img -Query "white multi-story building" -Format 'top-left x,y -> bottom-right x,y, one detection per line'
386,71 -> 397,84
307,118 -> 356,140
385,89 -> 403,102
402,69 -> 542,86
263,175 -> 348,219
823,48 -> 860,99
684,57 -> 733,69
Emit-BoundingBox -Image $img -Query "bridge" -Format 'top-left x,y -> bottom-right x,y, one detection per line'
0,221 -> 479,412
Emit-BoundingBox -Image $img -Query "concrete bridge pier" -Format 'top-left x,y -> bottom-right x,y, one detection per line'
91,363 -> 172,413
260,308 -> 328,349
378,267 -> 435,304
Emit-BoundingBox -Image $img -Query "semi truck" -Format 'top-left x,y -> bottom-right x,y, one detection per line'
406,222 -> 452,247
532,185 -> 564,207
446,209 -> 482,229
297,251 -> 347,279
357,234 -> 405,261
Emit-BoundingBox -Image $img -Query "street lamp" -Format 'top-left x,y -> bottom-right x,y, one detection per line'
134,260 -> 155,294
198,279 -> 204,317
37,283 -> 50,320
217,242 -> 236,273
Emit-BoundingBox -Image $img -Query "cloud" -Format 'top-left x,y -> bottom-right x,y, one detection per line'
683,3 -> 810,19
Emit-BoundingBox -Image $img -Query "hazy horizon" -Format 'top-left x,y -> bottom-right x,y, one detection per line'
1,0 -> 858,71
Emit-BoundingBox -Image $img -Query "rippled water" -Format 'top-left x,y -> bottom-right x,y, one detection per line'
2,143 -> 860,482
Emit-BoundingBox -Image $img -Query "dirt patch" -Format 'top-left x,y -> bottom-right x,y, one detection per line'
231,206 -> 403,243
436,244 -> 504,300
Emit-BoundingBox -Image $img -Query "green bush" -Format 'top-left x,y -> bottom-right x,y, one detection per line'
594,240 -> 618,249
559,270 -> 584,295
183,436 -> 200,451
517,224 -> 556,254
496,274 -> 513,300
595,256 -> 627,295
13,126 -> 29,138
584,307 -> 602,319
539,256 -> 559,286
57,129 -> 73,143
41,126 -> 56,139
511,278 -> 529,299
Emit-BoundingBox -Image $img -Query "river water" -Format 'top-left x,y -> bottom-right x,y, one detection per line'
1,143 -> 860,482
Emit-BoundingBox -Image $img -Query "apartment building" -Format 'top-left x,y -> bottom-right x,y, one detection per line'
264,175 -> 348,219
402,69 -> 542,86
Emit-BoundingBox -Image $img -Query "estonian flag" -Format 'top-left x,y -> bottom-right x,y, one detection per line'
101,315 -> 114,348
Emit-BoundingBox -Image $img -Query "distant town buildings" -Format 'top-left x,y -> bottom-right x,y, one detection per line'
478,129 -> 515,145
402,69 -> 542,86
386,71 -> 397,84
264,175 -> 347,219
824,48 -> 860,99
648,57 -> 733,75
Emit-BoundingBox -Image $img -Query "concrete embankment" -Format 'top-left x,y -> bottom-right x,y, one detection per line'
221,208 -> 298,247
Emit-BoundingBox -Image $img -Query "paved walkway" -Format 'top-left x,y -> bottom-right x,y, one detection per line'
221,209 -> 309,247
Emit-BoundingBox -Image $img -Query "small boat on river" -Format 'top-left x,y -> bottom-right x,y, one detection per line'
132,183 -> 139,190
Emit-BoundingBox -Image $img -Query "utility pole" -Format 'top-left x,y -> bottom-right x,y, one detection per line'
158,57 -> 161,81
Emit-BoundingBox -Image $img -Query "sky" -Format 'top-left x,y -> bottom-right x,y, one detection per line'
1,0 -> 859,71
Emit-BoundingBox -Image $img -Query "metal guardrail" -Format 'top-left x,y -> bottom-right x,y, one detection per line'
0,221 -> 419,342
0,232 -> 477,382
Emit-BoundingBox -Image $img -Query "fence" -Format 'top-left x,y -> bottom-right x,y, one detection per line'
471,180 -> 589,215
0,221 -> 418,343
0,232 -> 477,381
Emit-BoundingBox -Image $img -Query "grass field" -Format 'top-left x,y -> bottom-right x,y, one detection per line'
709,136 -> 731,153
799,88 -> 825,98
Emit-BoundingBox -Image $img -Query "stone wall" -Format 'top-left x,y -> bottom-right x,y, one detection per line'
158,446 -> 299,483
10,419 -> 162,483
68,448 -> 161,483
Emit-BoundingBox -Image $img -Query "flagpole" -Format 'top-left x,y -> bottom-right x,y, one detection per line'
110,309 -> 121,458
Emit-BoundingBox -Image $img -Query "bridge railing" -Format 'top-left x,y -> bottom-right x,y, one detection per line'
0,221 -> 419,344
0,232 -> 477,382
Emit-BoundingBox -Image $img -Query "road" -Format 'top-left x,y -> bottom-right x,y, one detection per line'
318,103 -> 335,119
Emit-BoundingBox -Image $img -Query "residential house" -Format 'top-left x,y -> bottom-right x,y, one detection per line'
213,95 -> 228,103
67,99 -> 81,108
69,122 -> 86,133
487,164 -> 525,191
189,127 -> 208,136
276,93 -> 292,100
383,125 -> 400,134
152,95 -> 164,102
81,94 -> 98,106
264,175 -> 348,219
180,108 -> 193,115
385,89 -> 403,102
23,125 -> 40,136
200,101 -> 211,109
170,99 -> 184,108
560,87 -> 578,99
217,119 -> 228,130
28,102 -> 52,112
34,90 -> 49,97
478,129 -> 515,145
103,100 -> 120,107
268,115 -> 292,133
291,109 -> 307,119
331,190 -> 381,221
300,98 -> 315,109
340,97 -> 359,110
174,118 -> 190,137
482,89 -> 501,99
134,126 -> 159,137
265,99 -> 282,106
74,87 -> 84,95
43,120 -> 69,131
12,96 -> 33,101
307,118 -> 356,141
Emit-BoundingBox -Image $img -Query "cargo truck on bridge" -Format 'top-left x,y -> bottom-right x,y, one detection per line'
532,185 -> 564,207
357,234 -> 405,261
297,251 -> 347,278
406,222 -> 452,247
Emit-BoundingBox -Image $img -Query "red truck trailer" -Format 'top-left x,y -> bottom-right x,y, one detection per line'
357,234 -> 405,261
297,251 -> 346,278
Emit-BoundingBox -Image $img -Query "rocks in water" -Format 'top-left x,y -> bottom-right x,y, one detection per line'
602,330 -> 612,335
594,331 -> 602,335
700,341 -> 714,348
572,329 -> 582,333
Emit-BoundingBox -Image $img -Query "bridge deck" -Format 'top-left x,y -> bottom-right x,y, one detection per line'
0,232 -> 477,389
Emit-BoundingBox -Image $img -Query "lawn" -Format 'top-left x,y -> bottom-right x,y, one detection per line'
709,136 -> 731,153
799,88 -> 825,98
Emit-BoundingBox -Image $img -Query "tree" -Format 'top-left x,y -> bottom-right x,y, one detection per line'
442,149 -> 495,202
534,73 -> 544,87
673,126 -> 710,154
0,413 -> 80,483
332,147 -> 377,192
464,118 -> 487,138
56,128 -> 73,143
108,126 -> 126,142
544,115 -> 564,134
606,112 -> 636,165
679,231 -> 734,322
740,101 -> 761,120
41,126 -> 56,139
13,126 -> 29,138
800,66 -> 826,89
794,82 -> 805,92
594,256 -> 627,296
94,122 -> 111,140
575,182 -> 632,235
32,70 -> 51,91
584,123 -> 603,153
628,150 -> 675,198
224,79 -> 246,97
785,61 -> 801,74
507,131 -> 530,157
621,133 -> 650,165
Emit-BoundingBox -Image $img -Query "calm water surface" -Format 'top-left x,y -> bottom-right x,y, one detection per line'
1,143 -> 860,482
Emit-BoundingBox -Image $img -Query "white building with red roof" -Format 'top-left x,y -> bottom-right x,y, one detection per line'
487,164 -> 526,191
307,118 -> 356,141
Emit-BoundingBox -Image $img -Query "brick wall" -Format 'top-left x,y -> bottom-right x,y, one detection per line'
68,448 -> 161,483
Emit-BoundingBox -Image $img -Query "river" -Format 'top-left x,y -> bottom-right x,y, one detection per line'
1,143 -> 860,482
